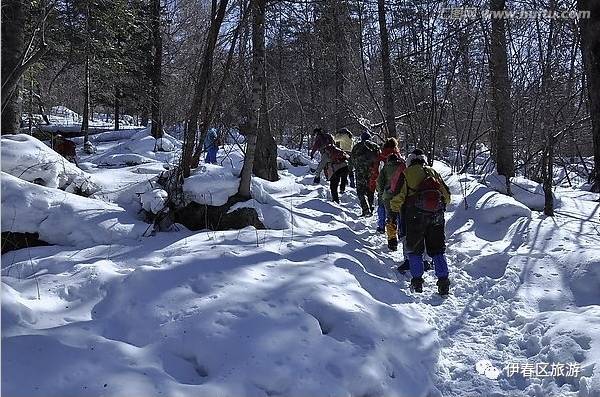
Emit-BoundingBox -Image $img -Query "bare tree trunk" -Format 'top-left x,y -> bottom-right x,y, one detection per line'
578,0 -> 600,192
191,2 -> 249,168
81,54 -> 91,143
239,0 -> 266,198
180,0 -> 229,178
488,0 -> 515,189
377,0 -> 396,138
150,0 -> 163,139
1,0 -> 26,134
141,107 -> 149,127
114,85 -> 121,130
540,1 -> 556,216
333,1 -> 346,130
253,69 -> 279,181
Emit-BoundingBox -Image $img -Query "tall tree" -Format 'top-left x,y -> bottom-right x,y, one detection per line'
488,0 -> 515,191
377,0 -> 397,138
150,0 -> 163,139
1,0 -> 26,134
1,1 -> 48,134
540,1 -> 557,216
81,0 -> 91,143
578,0 -> 600,192
180,0 -> 229,178
239,0 -> 267,198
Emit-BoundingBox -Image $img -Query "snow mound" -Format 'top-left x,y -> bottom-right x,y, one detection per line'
467,183 -> 532,224
1,134 -> 96,193
1,172 -> 147,247
71,128 -> 144,144
485,173 -> 560,211
140,189 -> 168,214
90,130 -> 180,166
97,153 -> 153,166
155,138 -> 174,152
183,164 -> 239,206
277,146 -> 313,168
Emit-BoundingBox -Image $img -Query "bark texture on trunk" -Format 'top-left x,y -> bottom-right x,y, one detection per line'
150,0 -> 163,139
239,0 -> 267,198
81,54 -> 91,143
489,0 -> 515,180
114,85 -> 121,130
253,71 -> 279,181
578,0 -> 600,192
1,0 -> 26,134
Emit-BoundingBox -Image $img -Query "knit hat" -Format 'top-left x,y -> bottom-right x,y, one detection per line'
407,148 -> 427,165
360,131 -> 371,142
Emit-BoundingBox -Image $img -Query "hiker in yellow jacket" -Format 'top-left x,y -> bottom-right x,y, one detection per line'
390,148 -> 452,295
334,128 -> 356,189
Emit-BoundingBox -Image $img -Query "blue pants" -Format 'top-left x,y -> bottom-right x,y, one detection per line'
205,146 -> 218,164
409,253 -> 449,279
377,202 -> 386,230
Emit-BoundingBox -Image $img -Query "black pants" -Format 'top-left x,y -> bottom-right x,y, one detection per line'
405,207 -> 446,255
330,166 -> 349,203
356,177 -> 374,211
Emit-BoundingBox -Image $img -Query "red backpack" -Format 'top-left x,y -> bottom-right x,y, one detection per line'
389,161 -> 407,194
325,144 -> 349,164
408,167 -> 444,212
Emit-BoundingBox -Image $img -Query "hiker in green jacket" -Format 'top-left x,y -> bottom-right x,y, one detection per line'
390,148 -> 452,295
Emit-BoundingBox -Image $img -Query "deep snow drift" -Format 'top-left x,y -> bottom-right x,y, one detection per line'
2,130 -> 599,397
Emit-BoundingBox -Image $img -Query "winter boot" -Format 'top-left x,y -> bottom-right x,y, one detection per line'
398,259 -> 410,273
410,277 -> 424,293
437,277 -> 450,296
388,238 -> 398,251
385,221 -> 398,246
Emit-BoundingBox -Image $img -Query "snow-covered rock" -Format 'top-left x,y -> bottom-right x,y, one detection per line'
140,188 -> 168,214
1,134 -> 94,192
183,164 -> 239,206
1,172 -> 146,247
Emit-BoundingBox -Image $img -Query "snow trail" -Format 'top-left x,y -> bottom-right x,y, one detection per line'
2,135 -> 599,396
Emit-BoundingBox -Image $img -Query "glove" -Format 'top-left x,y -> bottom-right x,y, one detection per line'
314,176 -> 321,184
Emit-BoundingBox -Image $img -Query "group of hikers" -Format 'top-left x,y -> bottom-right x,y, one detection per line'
310,127 -> 451,296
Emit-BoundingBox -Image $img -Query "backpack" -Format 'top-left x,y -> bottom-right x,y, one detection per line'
326,144 -> 349,164
389,161 -> 406,195
408,167 -> 444,212
354,141 -> 378,165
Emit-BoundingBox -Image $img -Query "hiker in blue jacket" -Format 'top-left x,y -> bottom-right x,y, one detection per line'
205,129 -> 220,164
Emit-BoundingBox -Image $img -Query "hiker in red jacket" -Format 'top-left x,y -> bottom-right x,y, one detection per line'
314,133 -> 350,203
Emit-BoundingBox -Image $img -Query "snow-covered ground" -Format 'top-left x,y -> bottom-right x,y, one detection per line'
2,130 -> 599,397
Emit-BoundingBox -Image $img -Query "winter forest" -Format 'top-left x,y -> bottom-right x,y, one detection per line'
1,0 -> 600,396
